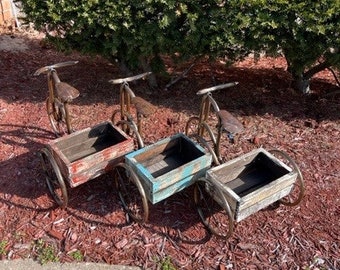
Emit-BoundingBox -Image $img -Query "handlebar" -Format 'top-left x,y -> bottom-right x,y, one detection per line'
196,82 -> 239,95
109,72 -> 152,85
34,61 -> 79,76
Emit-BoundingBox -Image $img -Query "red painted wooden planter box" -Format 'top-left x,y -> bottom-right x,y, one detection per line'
46,121 -> 134,187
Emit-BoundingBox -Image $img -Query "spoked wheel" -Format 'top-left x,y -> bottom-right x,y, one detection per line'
268,149 -> 305,206
185,117 -> 220,165
46,97 -> 72,137
116,120 -> 144,149
194,178 -> 234,239
113,163 -> 149,223
40,148 -> 68,208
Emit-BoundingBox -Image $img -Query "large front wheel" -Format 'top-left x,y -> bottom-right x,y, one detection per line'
113,163 -> 149,223
40,148 -> 68,208
46,97 -> 72,137
194,178 -> 234,239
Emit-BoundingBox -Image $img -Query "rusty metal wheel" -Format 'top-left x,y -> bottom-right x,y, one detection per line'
114,163 -> 149,223
268,149 -> 305,206
46,97 -> 72,137
185,117 -> 216,143
112,109 -> 144,149
40,148 -> 68,208
194,178 -> 234,239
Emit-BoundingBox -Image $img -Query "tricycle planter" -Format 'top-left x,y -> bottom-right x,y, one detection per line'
40,121 -> 134,208
116,133 -> 212,222
194,148 -> 304,239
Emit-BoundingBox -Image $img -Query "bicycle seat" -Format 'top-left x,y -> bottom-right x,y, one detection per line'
218,110 -> 244,134
55,82 -> 80,103
131,96 -> 156,117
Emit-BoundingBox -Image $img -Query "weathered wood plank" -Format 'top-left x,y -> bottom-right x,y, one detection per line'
206,148 -> 298,221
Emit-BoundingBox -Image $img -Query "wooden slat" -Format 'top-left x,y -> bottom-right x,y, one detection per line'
139,147 -> 177,168
61,134 -> 120,163
53,121 -> 126,151
133,137 -> 179,162
236,185 -> 293,222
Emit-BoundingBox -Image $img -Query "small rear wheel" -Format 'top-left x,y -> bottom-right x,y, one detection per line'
185,116 -> 200,138
113,163 -> 149,223
111,109 -> 132,135
111,109 -> 123,125
46,97 -> 72,137
116,120 -> 144,149
268,149 -> 305,206
194,178 -> 234,239
185,117 -> 220,165
40,148 -> 68,208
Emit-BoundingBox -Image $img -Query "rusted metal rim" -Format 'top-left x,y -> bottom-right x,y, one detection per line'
40,148 -> 68,208
268,149 -> 305,206
114,163 -> 149,223
194,178 -> 234,239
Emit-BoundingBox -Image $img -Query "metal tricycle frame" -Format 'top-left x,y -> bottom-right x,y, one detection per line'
109,72 -> 156,149
185,82 -> 244,165
184,83 -> 305,239
34,61 -> 80,137
40,72 -> 155,208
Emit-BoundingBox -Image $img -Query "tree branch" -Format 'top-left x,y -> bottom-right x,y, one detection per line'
303,60 -> 331,79
164,62 -> 196,90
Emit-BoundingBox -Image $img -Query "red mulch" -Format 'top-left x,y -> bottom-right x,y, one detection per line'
0,28 -> 339,269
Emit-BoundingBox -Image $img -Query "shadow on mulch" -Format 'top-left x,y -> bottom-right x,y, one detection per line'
0,124 -> 54,199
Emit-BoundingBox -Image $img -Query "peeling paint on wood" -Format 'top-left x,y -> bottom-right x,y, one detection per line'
126,133 -> 212,204
46,121 -> 134,187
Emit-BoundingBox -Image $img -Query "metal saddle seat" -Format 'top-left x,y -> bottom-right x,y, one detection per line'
131,96 -> 156,117
217,109 -> 244,135
55,82 -> 80,103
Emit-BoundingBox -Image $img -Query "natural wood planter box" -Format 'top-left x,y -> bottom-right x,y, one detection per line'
206,148 -> 298,222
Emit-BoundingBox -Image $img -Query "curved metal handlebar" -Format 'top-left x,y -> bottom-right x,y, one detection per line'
109,72 -> 152,85
34,61 -> 79,76
196,82 -> 239,95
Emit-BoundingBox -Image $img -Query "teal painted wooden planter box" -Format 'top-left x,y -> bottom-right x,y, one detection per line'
125,133 -> 212,204
48,121 -> 134,187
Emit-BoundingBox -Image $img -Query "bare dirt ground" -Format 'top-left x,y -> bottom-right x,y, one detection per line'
0,27 -> 339,269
